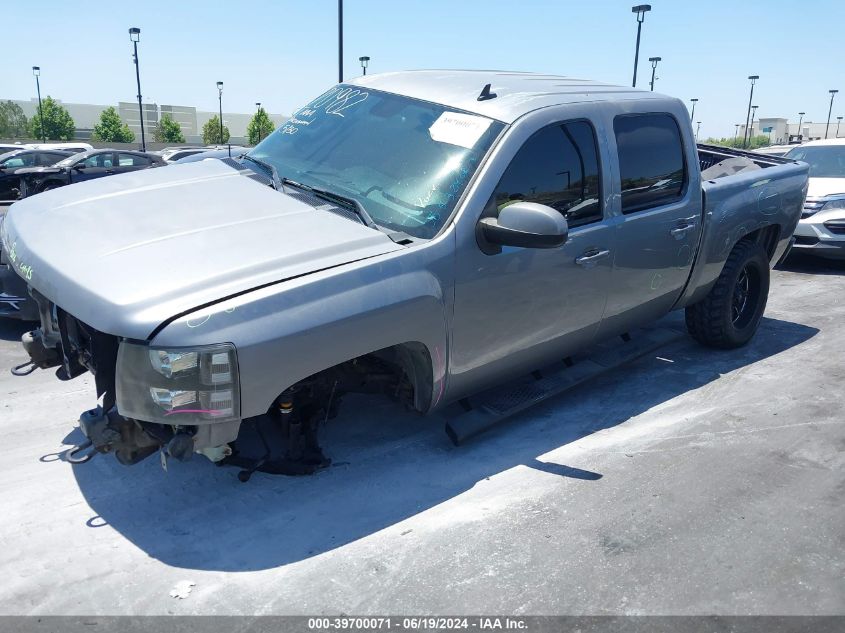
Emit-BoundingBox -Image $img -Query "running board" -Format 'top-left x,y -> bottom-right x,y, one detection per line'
443,323 -> 686,446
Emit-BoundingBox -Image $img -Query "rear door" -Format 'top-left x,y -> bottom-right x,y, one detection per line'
597,112 -> 703,338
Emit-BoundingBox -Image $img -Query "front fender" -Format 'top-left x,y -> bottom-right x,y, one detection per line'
151,251 -> 452,418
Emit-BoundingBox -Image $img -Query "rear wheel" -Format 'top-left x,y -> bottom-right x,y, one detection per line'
685,239 -> 770,349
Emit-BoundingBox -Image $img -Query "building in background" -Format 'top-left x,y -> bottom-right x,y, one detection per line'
739,117 -> 842,145
4,98 -> 287,145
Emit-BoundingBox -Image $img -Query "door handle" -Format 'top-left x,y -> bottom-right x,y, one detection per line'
575,249 -> 610,267
670,222 -> 697,239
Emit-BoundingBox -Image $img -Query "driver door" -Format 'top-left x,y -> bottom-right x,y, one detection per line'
449,118 -> 615,399
72,152 -> 115,183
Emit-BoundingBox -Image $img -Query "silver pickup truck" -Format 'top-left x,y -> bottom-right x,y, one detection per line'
2,71 -> 808,477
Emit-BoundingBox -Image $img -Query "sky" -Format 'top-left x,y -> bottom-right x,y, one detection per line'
1,0 -> 843,139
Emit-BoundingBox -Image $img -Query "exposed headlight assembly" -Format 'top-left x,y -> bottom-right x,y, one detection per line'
116,341 -> 240,424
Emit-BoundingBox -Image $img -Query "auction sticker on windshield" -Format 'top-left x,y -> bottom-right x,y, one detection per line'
428,112 -> 493,149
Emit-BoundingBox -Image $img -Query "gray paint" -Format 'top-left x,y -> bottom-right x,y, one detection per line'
2,70 -> 808,435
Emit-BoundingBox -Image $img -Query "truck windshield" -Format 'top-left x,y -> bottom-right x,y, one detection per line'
248,85 -> 504,239
785,145 -> 845,178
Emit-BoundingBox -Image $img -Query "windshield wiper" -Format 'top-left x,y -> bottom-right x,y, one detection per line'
240,155 -> 281,191
280,177 -> 379,230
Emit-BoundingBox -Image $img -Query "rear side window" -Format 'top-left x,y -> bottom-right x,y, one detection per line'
493,120 -> 602,228
118,153 -> 150,166
614,113 -> 686,214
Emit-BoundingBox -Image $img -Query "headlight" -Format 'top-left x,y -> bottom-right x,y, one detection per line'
116,341 -> 240,424
821,198 -> 845,211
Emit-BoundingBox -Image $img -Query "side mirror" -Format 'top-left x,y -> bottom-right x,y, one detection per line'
73,163 -> 86,170
478,201 -> 568,250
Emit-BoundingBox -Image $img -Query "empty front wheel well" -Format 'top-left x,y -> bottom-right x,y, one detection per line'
273,342 -> 435,415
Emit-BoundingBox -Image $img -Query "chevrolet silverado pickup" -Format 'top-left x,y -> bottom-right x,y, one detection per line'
1,71 -> 808,477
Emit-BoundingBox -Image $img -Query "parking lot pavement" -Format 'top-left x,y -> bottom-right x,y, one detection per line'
0,258 -> 843,616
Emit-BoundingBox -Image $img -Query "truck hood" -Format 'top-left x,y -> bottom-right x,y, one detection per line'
807,177 -> 845,198
1,159 -> 403,339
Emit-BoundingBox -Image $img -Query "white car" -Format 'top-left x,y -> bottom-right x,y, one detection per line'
27,142 -> 94,153
785,138 -> 845,260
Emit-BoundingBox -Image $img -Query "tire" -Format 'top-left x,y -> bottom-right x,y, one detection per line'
685,239 -> 770,349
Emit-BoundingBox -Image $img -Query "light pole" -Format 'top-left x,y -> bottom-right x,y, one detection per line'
690,98 -> 698,122
742,75 -> 759,148
825,89 -> 838,139
255,102 -> 262,143
749,104 -> 759,146
630,5 -> 652,88
648,56 -> 661,91
128,28 -> 146,152
695,121 -> 701,141
32,66 -> 45,142
217,81 -> 224,144
734,124 -> 740,146
796,111 -> 805,143
837,116 -> 843,138
338,0 -> 343,83
359,56 -> 370,76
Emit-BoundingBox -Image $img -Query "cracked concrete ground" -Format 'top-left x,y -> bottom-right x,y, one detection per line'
0,255 -> 842,615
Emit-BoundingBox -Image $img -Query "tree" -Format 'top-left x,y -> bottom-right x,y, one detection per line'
247,108 -> 275,145
704,135 -> 771,150
153,113 -> 185,143
202,115 -> 230,144
91,106 -> 135,143
27,96 -> 76,141
0,101 -> 28,138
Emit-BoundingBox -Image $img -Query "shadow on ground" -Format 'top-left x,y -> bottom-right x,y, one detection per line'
64,315 -> 816,572
0,318 -> 31,342
778,252 -> 845,275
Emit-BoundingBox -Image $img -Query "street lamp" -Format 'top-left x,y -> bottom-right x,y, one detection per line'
796,111 -> 805,142
837,116 -> 843,138
648,56 -> 661,91
825,89 -> 838,139
32,66 -> 45,142
359,56 -> 370,76
630,5 -> 652,88
217,81 -> 224,143
690,98 -> 698,122
742,75 -> 759,148
749,104 -> 759,145
695,121 -> 701,141
255,102 -> 262,143
128,28 -> 146,152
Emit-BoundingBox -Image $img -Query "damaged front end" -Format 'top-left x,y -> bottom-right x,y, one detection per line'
13,293 -> 343,479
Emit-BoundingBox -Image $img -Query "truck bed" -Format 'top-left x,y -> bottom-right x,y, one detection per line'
675,144 -> 809,310
697,143 -> 795,179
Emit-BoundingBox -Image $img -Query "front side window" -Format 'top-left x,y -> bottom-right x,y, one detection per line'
614,113 -> 686,214
491,120 -> 603,228
83,153 -> 113,168
250,85 -> 504,239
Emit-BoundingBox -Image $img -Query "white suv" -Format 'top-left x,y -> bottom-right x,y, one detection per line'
786,138 -> 845,260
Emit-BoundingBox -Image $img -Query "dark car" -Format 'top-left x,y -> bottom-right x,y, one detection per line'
0,149 -> 73,200
17,149 -> 165,197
